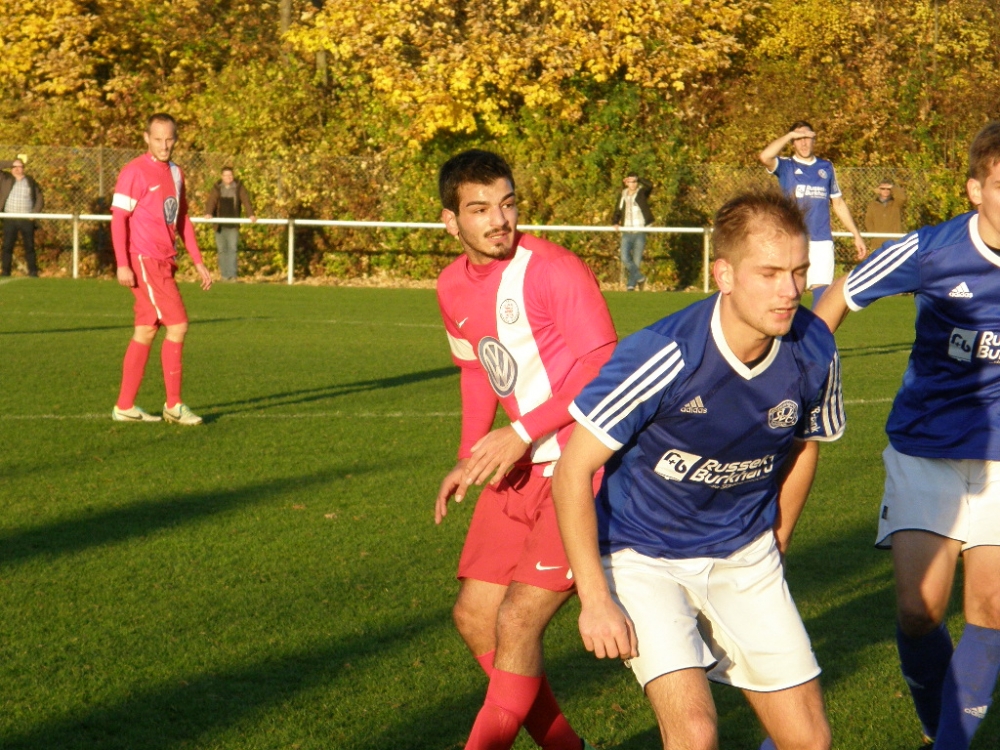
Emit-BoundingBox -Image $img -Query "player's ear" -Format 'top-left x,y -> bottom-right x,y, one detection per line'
713,258 -> 734,294
967,177 -> 983,208
441,208 -> 460,238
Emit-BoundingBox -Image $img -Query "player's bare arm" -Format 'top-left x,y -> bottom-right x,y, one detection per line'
759,128 -> 813,171
812,275 -> 851,333
552,426 -> 638,660
435,457 -> 470,525
462,425 -> 530,488
772,439 -> 819,556
831,196 -> 868,259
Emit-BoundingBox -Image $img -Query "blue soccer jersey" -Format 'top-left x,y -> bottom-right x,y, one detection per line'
770,156 -> 842,242
845,211 -> 1000,459
570,295 -> 845,559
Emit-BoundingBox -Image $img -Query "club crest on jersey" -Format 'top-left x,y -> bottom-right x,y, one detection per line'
163,196 -> 179,226
499,298 -> 520,324
818,168 -> 829,179
478,337 -> 518,397
768,399 -> 799,429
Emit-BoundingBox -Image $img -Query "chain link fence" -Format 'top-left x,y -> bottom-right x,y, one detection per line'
0,144 -> 962,286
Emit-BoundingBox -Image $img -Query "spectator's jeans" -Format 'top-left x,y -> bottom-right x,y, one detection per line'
620,231 -> 646,289
1,219 -> 37,275
215,227 -> 240,279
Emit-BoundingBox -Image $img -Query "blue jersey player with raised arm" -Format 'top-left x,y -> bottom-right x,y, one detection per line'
553,191 -> 845,750
760,121 -> 867,309
815,121 -> 1000,750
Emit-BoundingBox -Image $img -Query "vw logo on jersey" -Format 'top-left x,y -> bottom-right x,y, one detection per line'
499,298 -> 520,324
768,399 -> 799,429
478,337 -> 518,397
163,196 -> 179,226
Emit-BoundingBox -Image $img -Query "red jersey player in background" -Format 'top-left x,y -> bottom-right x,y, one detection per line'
111,113 -> 212,425
434,150 -> 617,750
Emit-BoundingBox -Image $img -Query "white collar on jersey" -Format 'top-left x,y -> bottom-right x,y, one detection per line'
969,214 -> 1000,268
711,296 -> 783,380
791,154 -> 818,167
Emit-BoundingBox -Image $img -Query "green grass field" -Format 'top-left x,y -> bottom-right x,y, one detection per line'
0,278 -> 995,749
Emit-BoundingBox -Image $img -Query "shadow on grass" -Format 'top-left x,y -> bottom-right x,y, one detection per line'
0,467 -> 364,570
201,367 -> 457,415
0,610 -> 452,750
836,342 -> 914,359
0,317 -> 245,336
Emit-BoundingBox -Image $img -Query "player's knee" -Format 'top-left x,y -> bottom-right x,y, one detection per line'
452,598 -> 492,643
133,326 -> 157,345
660,713 -> 717,750
165,322 -> 188,340
897,601 -> 945,637
495,597 -> 550,645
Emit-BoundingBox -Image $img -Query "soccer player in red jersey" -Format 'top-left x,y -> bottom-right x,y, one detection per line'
110,113 -> 212,425
434,150 -> 617,750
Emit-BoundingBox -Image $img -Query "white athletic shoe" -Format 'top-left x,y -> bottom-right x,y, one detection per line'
162,402 -> 203,426
112,405 -> 163,422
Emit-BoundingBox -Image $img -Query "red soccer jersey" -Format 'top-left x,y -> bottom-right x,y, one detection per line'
436,232 -> 617,468
111,153 -> 202,267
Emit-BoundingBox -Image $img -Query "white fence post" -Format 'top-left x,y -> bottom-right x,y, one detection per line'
72,214 -> 80,279
287,218 -> 295,285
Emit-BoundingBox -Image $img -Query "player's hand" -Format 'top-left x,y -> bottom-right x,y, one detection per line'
435,459 -> 469,525
249,215 -> 257,224
789,126 -> 816,140
853,234 -> 868,261
579,596 -> 638,660
203,214 -> 212,220
116,266 -> 136,288
195,263 -> 213,291
463,425 -> 530,488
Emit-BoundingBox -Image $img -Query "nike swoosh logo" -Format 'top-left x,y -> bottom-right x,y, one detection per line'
457,317 -> 469,328
149,185 -> 160,191
535,562 -> 562,571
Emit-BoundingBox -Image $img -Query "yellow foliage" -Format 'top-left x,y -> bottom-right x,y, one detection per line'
286,0 -> 764,142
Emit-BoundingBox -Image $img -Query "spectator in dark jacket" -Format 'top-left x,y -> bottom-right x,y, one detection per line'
204,167 -> 256,280
0,156 -> 44,276
612,173 -> 654,290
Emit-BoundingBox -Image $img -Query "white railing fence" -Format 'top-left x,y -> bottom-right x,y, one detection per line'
1,212 -> 905,292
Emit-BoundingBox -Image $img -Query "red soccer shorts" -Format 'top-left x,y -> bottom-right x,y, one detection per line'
130,255 -> 188,327
458,467 -> 576,592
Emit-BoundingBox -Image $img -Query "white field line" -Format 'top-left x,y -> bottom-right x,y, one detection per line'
0,399 -> 893,421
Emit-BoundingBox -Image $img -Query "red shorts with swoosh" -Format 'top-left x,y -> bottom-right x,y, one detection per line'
130,255 -> 188,327
458,466 -> 600,592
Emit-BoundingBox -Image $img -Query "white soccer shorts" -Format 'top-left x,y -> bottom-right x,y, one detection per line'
876,445 -> 1000,550
806,240 -> 835,288
604,532 -> 820,692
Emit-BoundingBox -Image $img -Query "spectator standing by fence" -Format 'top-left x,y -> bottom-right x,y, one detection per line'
204,167 -> 256,281
0,156 -> 44,277
759,121 -> 866,308
864,178 -> 907,237
612,173 -> 654,291
111,113 -> 212,425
